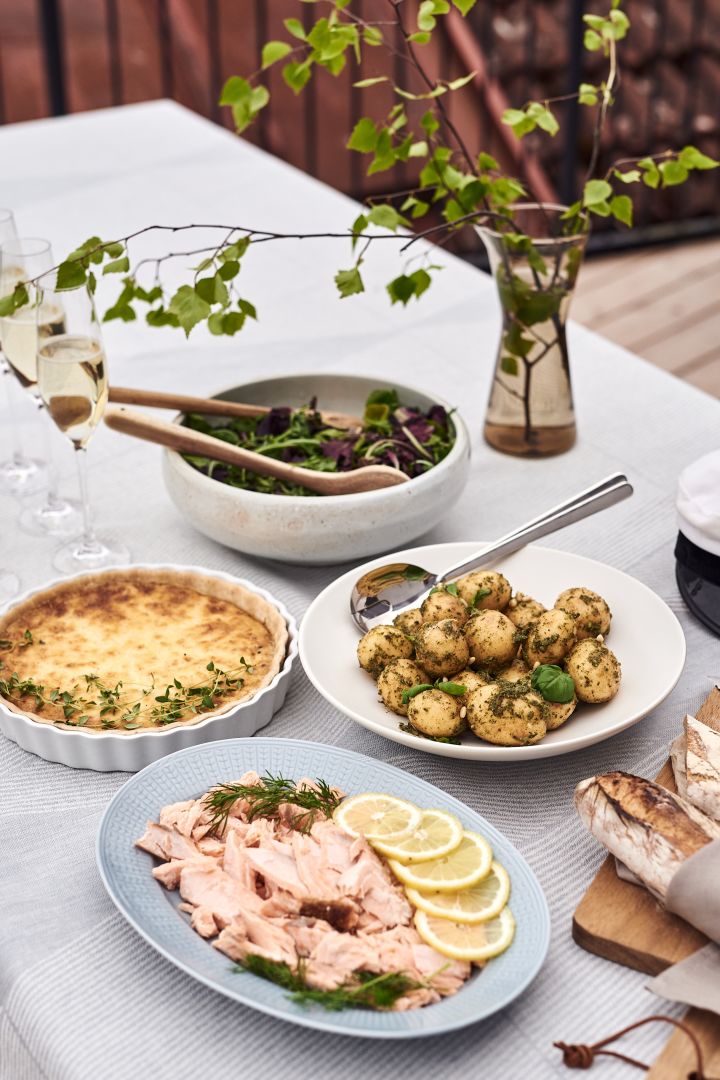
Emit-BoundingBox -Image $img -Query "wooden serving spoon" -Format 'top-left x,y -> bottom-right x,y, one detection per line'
103,406 -> 407,495
108,386 -> 362,432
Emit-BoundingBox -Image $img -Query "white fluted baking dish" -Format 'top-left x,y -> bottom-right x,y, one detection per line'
0,564 -> 298,772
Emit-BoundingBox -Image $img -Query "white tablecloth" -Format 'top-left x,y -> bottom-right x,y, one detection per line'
1,101 -> 718,1080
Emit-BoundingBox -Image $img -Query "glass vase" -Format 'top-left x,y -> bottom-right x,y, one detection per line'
478,203 -> 588,457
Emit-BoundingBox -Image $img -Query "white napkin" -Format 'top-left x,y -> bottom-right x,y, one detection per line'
638,839 -> 720,1015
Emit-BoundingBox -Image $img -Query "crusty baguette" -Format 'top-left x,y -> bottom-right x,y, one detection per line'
574,771 -> 720,899
670,732 -> 688,798
696,686 -> 720,733
685,714 -> 720,820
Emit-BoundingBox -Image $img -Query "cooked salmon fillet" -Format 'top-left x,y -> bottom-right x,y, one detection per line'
135,771 -> 471,1009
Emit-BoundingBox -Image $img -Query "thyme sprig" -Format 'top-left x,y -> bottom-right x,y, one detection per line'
203,773 -> 342,835
237,955 -> 425,1011
0,658 -> 252,730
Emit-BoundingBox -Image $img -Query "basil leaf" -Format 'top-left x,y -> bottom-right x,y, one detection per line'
429,582 -> 458,596
531,664 -> 575,703
436,681 -> 467,696
471,587 -> 491,609
401,683 -> 433,704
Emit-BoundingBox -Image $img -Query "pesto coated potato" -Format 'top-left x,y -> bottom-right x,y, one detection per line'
357,625 -> 414,679
407,688 -> 465,738
453,668 -> 492,699
523,608 -> 576,667
545,696 -> 577,730
454,570 -> 511,612
555,587 -> 612,641
464,610 -> 517,671
466,683 -> 547,746
393,608 -> 424,636
415,618 -> 469,678
420,589 -> 470,627
506,594 -> 546,632
565,640 -> 621,703
377,658 -> 429,717
495,658 -> 531,683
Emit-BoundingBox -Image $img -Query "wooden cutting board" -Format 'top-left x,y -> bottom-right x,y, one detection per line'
572,688 -> 720,1077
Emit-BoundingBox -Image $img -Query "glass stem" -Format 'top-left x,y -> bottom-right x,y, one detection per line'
2,363 -> 27,465
75,445 -> 98,552
36,398 -> 63,508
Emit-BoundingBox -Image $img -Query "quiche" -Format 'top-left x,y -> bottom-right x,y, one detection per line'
0,568 -> 288,733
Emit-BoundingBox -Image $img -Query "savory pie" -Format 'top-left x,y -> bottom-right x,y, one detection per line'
0,568 -> 288,733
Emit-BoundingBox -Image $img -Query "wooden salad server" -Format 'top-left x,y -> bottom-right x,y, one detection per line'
108,385 -> 362,432
103,406 -> 407,495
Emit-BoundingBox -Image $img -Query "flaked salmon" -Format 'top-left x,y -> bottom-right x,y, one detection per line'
135,773 -> 471,1010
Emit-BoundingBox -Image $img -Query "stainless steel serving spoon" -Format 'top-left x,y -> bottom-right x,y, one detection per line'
350,472 -> 633,631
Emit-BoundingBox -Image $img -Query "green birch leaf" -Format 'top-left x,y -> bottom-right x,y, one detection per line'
477,152 -> 499,171
583,28 -> 603,50
56,261 -> 87,290
283,18 -> 306,40
407,31 -> 431,44
238,299 -> 257,319
578,82 -> 598,105
261,41 -> 292,69
582,178 -> 613,206
168,285 -> 211,336
447,72 -> 476,91
609,194 -> 633,226
347,117 -> 377,152
102,256 -> 129,275
282,60 -> 312,94
660,159 -> 688,186
500,355 -> 518,375
638,157 -> 660,188
353,76 -> 388,88
334,266 -> 364,298
613,168 -> 641,183
367,205 -> 407,231
679,145 -> 719,170
362,25 -> 383,45
453,0 -> 477,13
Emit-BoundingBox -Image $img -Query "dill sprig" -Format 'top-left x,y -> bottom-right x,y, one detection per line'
203,773 -> 341,835
237,955 -> 424,1011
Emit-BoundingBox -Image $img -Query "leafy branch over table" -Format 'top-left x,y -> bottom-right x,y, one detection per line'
0,0 -> 716,347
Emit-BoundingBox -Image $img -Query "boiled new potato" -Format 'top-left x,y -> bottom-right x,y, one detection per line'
506,594 -> 546,631
555,587 -> 611,641
496,658 -> 531,683
523,609 -> 576,667
357,625 -> 414,679
466,683 -> 547,746
415,618 -> 469,678
407,688 -> 465,738
393,608 -> 424,636
464,610 -> 517,671
565,640 -> 621,703
453,668 -> 492,698
545,696 -> 577,730
454,570 -> 511,612
377,659 -> 429,717
420,588 -> 470,627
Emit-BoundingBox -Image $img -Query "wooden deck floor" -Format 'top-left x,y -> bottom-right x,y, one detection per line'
572,237 -> 720,398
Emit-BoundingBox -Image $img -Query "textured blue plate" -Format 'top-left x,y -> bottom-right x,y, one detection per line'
97,738 -> 550,1038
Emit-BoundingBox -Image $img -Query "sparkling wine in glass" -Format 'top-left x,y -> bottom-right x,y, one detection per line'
36,277 -> 130,573
0,210 -> 44,495
0,237 -> 82,536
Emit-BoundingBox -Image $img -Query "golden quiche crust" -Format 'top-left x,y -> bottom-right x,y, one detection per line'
0,568 -> 288,733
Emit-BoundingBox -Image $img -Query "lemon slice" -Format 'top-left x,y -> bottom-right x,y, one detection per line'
333,793 -> 422,841
388,830 -> 492,892
371,808 -> 463,863
406,861 -> 510,923
414,907 -> 515,962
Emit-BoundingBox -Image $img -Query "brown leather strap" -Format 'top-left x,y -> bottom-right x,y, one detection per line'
554,1014 -> 712,1076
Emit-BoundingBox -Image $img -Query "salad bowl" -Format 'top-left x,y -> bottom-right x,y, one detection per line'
162,372 -> 471,565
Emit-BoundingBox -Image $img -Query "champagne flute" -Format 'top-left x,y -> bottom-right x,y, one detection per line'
36,276 -> 130,573
0,237 -> 82,536
0,210 -> 44,495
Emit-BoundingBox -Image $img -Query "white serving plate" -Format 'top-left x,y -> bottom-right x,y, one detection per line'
0,564 -> 298,772
299,541 -> 686,761
97,738 -> 550,1038
162,372 -> 471,565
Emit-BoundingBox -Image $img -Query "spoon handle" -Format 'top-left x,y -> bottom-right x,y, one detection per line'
441,473 -> 633,581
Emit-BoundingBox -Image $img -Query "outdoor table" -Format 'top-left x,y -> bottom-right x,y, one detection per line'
1,100 -> 718,1080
